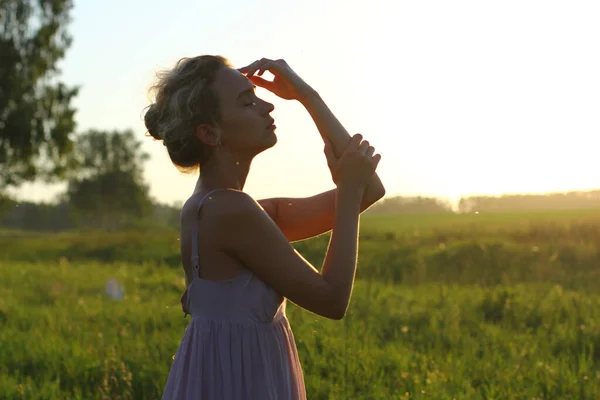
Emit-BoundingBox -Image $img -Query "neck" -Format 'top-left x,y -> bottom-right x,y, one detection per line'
194,150 -> 253,194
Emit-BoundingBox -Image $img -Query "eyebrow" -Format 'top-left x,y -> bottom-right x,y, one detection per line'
236,85 -> 256,100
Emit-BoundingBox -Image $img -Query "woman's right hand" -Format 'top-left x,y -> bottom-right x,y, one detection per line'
326,134 -> 381,191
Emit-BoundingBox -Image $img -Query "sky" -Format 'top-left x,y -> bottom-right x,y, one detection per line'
12,0 -> 600,206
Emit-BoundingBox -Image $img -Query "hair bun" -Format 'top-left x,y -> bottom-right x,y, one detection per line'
144,104 -> 162,140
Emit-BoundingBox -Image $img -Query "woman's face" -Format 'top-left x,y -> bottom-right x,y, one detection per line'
211,67 -> 276,155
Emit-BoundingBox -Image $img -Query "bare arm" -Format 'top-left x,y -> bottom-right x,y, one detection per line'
219,189 -> 363,320
256,110 -> 386,243
239,58 -> 386,203
218,132 -> 378,319
300,91 -> 386,202
258,188 -> 375,242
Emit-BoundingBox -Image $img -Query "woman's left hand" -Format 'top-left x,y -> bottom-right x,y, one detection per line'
238,58 -> 314,102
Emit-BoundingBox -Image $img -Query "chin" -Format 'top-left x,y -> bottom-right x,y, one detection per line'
264,132 -> 278,148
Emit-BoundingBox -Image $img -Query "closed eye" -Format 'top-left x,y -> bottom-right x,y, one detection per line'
238,85 -> 258,107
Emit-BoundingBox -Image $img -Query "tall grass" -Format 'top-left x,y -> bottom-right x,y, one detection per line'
1,210 -> 599,398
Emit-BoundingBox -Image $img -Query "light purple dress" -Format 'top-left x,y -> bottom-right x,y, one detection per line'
161,190 -> 307,400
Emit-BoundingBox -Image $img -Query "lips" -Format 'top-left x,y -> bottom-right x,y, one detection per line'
266,118 -> 275,130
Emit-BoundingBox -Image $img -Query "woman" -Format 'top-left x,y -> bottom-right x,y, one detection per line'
144,55 -> 385,400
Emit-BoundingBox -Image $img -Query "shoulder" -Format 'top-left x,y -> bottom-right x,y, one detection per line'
182,189 -> 267,224
209,189 -> 262,215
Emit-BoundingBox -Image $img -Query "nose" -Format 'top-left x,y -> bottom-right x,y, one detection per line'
260,99 -> 275,115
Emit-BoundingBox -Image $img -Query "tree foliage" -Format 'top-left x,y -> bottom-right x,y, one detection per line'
0,0 -> 78,187
458,190 -> 600,213
66,129 -> 153,230
365,196 -> 454,214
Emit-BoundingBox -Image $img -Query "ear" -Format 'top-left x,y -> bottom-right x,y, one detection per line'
195,124 -> 221,147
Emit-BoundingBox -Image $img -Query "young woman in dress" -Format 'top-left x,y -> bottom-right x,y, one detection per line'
144,56 -> 385,399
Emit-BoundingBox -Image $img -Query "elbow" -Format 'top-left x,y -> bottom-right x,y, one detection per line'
318,282 -> 350,320
314,304 -> 347,320
374,183 -> 386,201
327,302 -> 348,320
361,184 -> 386,212
329,311 -> 346,320
366,180 -> 386,204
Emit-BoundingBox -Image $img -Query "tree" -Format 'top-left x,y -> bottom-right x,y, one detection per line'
67,129 -> 152,230
365,195 -> 454,214
0,0 -> 78,188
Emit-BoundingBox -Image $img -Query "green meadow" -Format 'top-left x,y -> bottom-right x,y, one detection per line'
1,209 -> 600,399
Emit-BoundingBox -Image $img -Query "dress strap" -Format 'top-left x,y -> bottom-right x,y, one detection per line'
190,189 -> 226,279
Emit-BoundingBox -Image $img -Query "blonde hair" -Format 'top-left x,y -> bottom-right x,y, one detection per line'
144,55 -> 231,172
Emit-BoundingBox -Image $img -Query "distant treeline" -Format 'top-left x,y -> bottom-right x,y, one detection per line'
0,196 -> 180,233
364,196 -> 454,214
2,189 -> 599,232
456,190 -> 600,213
365,190 -> 600,214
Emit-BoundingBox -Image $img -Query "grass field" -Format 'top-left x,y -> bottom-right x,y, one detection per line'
1,210 -> 600,399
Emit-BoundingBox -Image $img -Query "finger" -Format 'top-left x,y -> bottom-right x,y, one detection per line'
358,141 -> 369,155
347,134 -> 363,150
372,153 -> 382,167
237,59 -> 266,73
366,146 -> 375,158
248,75 -> 276,91
238,60 -> 260,76
258,61 -> 278,76
245,62 -> 263,77
246,58 -> 272,77
238,60 -> 261,74
323,138 -> 343,162
247,58 -> 267,76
